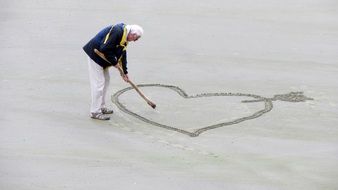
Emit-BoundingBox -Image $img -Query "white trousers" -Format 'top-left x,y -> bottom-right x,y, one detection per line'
87,56 -> 110,114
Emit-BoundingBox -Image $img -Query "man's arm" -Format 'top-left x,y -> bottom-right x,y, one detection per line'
120,51 -> 129,82
121,50 -> 128,74
99,26 -> 122,66
94,49 -> 129,82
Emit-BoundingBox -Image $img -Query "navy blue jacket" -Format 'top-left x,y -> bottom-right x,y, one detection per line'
83,23 -> 128,74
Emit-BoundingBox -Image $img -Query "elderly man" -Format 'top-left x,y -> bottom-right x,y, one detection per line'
83,23 -> 143,120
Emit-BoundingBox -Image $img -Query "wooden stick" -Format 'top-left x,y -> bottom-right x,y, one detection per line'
127,80 -> 156,109
94,49 -> 156,109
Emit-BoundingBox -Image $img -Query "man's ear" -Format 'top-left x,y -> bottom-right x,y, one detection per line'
127,34 -> 132,41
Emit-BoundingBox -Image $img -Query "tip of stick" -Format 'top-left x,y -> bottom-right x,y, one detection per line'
148,102 -> 156,109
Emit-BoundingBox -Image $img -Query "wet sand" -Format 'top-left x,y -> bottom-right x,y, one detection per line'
1,0 -> 338,189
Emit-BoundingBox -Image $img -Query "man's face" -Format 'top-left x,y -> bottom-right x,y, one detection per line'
127,33 -> 140,42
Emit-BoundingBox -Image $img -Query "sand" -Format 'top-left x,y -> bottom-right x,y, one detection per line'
1,0 -> 338,189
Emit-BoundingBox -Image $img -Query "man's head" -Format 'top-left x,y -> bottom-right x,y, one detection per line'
127,25 -> 143,42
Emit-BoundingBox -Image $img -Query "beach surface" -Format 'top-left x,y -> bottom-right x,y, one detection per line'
1,0 -> 338,189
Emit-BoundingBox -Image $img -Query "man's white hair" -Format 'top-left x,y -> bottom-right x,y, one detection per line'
128,25 -> 143,37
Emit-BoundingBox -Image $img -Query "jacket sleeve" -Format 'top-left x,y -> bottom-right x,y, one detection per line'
121,50 -> 128,74
99,26 -> 122,66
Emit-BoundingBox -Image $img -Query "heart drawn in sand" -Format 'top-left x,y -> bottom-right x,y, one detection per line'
112,84 -> 313,137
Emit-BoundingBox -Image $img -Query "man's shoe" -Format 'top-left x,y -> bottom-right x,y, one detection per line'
101,108 -> 114,114
90,113 -> 110,120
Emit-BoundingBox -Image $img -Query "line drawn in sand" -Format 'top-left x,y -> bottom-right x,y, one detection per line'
112,84 -> 313,137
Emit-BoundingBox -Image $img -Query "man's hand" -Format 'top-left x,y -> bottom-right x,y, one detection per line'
114,64 -> 129,82
122,74 -> 129,82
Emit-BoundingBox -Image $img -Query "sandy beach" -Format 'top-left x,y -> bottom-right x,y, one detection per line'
1,0 -> 338,189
